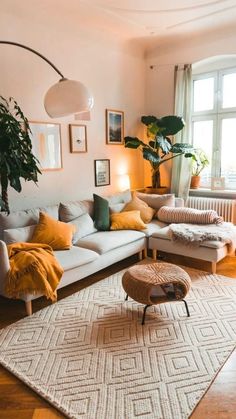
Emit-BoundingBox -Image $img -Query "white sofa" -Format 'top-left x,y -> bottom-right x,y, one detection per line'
0,190 -> 233,315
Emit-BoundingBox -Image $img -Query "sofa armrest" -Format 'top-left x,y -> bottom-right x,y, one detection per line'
0,240 -> 10,295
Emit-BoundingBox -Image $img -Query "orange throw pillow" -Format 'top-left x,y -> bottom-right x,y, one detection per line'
30,212 -> 75,250
110,210 -> 146,231
122,195 -> 155,223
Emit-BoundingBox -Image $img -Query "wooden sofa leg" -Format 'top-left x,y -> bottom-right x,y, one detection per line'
138,251 -> 143,261
25,301 -> 32,316
211,262 -> 217,274
143,248 -> 147,259
152,249 -> 157,260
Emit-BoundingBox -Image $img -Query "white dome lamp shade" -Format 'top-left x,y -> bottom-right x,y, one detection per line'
0,41 -> 94,118
44,78 -> 94,118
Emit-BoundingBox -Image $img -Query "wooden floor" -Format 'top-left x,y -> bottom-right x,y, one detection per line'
0,253 -> 235,419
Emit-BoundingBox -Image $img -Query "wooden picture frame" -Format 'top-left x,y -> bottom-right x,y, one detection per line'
106,109 -> 124,144
29,121 -> 62,171
69,124 -> 87,153
94,159 -> 110,186
211,177 -> 225,190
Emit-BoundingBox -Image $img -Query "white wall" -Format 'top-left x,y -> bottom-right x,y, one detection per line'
0,4 -> 146,211
145,25 -> 236,187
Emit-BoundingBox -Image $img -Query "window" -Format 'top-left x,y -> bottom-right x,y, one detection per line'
191,68 -> 236,190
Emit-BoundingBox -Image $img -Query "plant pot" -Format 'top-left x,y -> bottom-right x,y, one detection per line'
190,176 -> 201,189
144,186 -> 170,195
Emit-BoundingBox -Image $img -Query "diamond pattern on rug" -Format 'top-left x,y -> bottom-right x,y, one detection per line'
0,265 -> 236,419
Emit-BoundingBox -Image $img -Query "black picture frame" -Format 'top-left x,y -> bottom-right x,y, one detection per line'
94,159 -> 110,187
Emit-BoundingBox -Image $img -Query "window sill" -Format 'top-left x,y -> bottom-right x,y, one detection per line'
189,188 -> 236,199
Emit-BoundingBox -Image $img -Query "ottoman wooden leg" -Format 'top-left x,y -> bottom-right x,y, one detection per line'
142,304 -> 151,325
25,301 -> 32,316
182,299 -> 190,317
143,248 -> 147,259
152,249 -> 157,260
211,262 -> 216,274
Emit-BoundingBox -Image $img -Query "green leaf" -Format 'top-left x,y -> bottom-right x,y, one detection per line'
159,116 -> 185,136
141,115 -> 158,126
155,136 -> 172,154
184,152 -> 195,158
142,148 -> 161,164
124,136 -> 145,149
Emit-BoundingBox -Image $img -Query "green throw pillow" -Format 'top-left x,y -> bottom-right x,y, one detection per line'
93,194 -> 110,231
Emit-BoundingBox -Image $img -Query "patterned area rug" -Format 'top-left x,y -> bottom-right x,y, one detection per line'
0,264 -> 236,419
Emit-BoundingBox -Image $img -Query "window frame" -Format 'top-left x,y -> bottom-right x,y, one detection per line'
191,67 -> 236,190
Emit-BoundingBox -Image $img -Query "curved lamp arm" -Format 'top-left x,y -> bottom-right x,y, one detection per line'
0,40 -> 94,118
0,40 -> 64,79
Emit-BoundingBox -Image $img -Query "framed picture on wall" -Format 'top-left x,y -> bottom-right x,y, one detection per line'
29,121 -> 62,170
211,177 -> 225,190
94,159 -> 110,186
69,124 -> 87,153
106,109 -> 124,144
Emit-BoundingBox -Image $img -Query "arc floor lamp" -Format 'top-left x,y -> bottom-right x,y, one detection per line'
0,40 -> 94,118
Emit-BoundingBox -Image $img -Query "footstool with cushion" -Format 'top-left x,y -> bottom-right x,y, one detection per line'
122,262 -> 191,324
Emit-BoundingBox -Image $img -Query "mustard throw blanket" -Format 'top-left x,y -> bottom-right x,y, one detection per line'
5,242 -> 64,301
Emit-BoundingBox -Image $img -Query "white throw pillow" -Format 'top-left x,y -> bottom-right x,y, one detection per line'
59,201 -> 87,222
3,225 -> 36,244
106,190 -> 132,205
69,213 -> 97,243
109,203 -> 126,214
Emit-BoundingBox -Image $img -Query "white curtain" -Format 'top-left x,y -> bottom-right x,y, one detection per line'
171,64 -> 192,201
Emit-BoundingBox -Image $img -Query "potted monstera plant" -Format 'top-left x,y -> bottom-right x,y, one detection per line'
0,96 -> 41,214
124,115 -> 194,192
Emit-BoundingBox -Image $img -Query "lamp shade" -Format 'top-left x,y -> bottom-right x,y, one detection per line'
44,78 -> 94,118
118,174 -> 131,191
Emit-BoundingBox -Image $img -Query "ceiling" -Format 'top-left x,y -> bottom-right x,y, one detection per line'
82,0 -> 236,45
2,0 -> 236,50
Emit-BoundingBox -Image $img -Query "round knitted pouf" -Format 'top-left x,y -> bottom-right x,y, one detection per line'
122,262 -> 191,325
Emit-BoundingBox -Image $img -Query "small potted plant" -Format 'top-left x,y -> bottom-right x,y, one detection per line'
124,115 -> 194,192
190,148 -> 209,189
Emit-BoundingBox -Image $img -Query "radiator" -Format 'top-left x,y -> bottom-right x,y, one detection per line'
186,196 -> 235,222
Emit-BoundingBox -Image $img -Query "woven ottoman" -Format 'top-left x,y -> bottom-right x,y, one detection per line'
122,262 -> 191,324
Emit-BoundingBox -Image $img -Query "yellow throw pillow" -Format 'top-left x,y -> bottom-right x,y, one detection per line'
110,210 -> 146,231
122,195 -> 155,223
30,212 -> 75,250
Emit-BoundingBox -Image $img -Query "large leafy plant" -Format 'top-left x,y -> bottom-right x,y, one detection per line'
0,96 -> 41,213
124,115 -> 194,188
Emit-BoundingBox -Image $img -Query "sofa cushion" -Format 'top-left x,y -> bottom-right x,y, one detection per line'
30,212 -> 75,250
76,230 -> 145,254
54,246 -> 99,271
110,211 -> 146,231
0,204 -> 59,240
122,196 -> 155,223
143,220 -> 168,237
68,213 -> 97,243
4,225 -> 36,244
151,226 -> 226,249
136,192 -> 175,211
93,194 -> 110,231
59,201 -> 87,222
